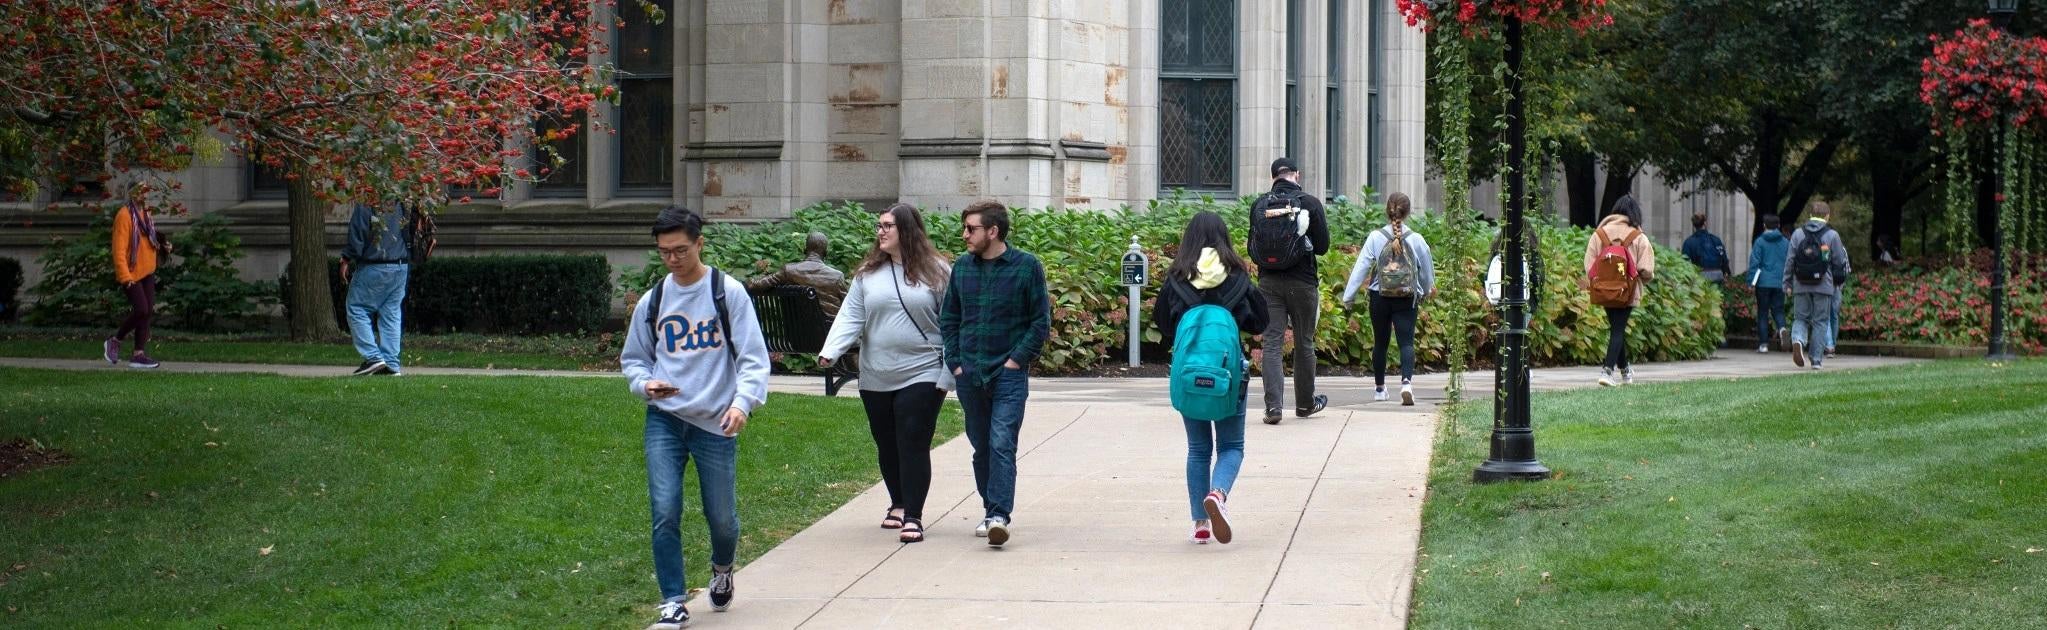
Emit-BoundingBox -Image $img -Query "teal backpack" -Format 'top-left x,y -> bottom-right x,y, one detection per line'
1168,279 -> 1250,421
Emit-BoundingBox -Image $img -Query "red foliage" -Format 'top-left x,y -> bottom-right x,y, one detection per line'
1920,19 -> 2047,131
1724,257 -> 2047,355
1,0 -> 619,210
1395,0 -> 1614,35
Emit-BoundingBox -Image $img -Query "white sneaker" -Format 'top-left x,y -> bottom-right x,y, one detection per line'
1597,367 -> 1617,387
1620,368 -> 1635,385
1373,388 -> 1389,402
986,517 -> 1010,547
1400,383 -> 1415,406
1758,344 -> 1770,354
974,518 -> 992,538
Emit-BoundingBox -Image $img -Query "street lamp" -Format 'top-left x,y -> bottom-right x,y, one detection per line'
1985,0 -> 2021,362
1474,14 -> 1552,483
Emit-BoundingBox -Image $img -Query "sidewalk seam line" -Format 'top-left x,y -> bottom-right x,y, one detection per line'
1250,407 -> 1355,628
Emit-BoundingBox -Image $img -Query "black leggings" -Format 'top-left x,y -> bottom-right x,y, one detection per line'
1370,292 -> 1418,387
1603,306 -> 1632,370
114,275 -> 157,353
858,381 -> 946,520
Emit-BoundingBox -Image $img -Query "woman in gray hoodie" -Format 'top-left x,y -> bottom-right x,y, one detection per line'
820,203 -> 953,543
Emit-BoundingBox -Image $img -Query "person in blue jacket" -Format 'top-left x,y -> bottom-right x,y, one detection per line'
1745,213 -> 1790,353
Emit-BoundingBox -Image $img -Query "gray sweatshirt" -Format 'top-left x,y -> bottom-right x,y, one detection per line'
819,261 -> 953,392
1782,219 -> 1852,297
620,271 -> 772,434
1342,224 -> 1437,304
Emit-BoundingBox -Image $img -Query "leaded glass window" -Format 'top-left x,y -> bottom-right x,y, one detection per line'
1161,0 -> 1236,192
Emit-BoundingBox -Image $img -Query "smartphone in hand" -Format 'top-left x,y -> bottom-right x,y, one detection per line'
648,384 -> 680,397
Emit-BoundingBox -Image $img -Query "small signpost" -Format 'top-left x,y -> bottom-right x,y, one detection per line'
1120,235 -> 1149,368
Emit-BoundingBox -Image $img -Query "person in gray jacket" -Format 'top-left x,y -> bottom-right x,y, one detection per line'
1782,201 -> 1851,370
819,203 -> 953,544
620,206 -> 772,630
1340,192 -> 1437,405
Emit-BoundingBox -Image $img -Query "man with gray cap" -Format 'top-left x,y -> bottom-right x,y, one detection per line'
1245,158 -> 1330,424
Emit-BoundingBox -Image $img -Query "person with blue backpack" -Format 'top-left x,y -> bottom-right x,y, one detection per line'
1154,211 -> 1269,545
1341,192 -> 1437,406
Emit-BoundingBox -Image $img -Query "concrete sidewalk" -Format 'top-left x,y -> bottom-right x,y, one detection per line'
1,350 -> 1923,629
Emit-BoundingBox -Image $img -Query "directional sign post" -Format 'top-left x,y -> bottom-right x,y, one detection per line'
1120,235 -> 1149,368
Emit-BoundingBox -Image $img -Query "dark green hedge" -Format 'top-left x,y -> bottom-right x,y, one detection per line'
0,256 -> 21,321
285,254 -> 611,335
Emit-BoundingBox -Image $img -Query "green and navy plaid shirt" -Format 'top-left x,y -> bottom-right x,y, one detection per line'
939,246 -> 1052,388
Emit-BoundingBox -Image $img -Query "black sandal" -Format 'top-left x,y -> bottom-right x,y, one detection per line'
881,508 -> 905,529
898,518 -> 924,543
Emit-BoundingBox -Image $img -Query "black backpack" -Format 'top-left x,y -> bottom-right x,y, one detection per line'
1249,192 -> 1310,271
1791,226 -> 1832,286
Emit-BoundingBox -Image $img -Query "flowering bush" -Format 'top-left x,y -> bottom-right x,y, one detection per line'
1921,19 -> 2047,130
1723,258 -> 2047,355
1395,0 -> 1613,33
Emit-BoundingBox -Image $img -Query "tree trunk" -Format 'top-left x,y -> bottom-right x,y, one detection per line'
1752,116 -> 1785,238
1598,160 -> 1637,217
1562,146 -> 1598,227
286,171 -> 342,340
1868,153 -> 1922,263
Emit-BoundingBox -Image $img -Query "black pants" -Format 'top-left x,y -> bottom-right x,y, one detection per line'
1369,292 -> 1418,387
1603,306 -> 1632,370
858,382 -> 945,520
1259,275 -> 1320,413
114,275 -> 157,353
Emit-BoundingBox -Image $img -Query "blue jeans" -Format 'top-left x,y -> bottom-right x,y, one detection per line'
644,407 -> 740,602
345,263 -> 407,368
1754,287 -> 1786,343
957,366 -> 1029,521
1826,292 -> 1842,350
1791,293 -> 1831,365
1183,385 -> 1247,521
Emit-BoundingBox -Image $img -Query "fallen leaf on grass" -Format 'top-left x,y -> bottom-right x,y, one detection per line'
259,545 -> 273,556
2027,548 -> 2040,554
203,421 -> 220,433
1870,562 -> 1880,566
204,442 -> 219,448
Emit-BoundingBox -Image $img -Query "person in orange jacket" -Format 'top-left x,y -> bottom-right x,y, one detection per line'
104,187 -> 171,369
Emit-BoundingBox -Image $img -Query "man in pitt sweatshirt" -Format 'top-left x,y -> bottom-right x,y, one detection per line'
619,206 -> 771,630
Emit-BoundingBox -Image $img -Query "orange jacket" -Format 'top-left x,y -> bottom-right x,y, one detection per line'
111,206 -> 159,285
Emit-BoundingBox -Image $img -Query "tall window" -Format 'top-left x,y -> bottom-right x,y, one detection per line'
1160,0 -> 1236,192
1367,0 -> 1385,194
530,113 -> 588,196
248,153 -> 287,201
1327,0 -> 1342,197
1285,0 -> 1300,161
615,0 -> 673,193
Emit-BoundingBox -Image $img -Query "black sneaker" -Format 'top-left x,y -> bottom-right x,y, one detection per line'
647,600 -> 689,629
1296,394 -> 1328,418
709,565 -> 735,612
353,360 -> 386,376
375,363 -> 401,376
1263,409 -> 1283,425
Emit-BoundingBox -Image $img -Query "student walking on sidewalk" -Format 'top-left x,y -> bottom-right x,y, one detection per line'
820,203 -> 954,544
104,186 -> 170,369
1746,212 -> 1790,352
1581,195 -> 1655,387
1154,211 -> 1269,545
1783,201 -> 1851,370
1247,158 -> 1331,425
620,207 -> 772,629
940,200 -> 1051,548
1341,192 -> 1437,406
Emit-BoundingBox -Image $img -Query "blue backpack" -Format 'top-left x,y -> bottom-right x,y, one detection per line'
1168,279 -> 1250,421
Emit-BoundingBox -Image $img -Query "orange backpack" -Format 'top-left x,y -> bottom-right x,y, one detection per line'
1587,229 -> 1642,308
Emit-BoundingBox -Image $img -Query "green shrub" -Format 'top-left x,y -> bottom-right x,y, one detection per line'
0,256 -> 21,321
25,214 -> 126,326
619,197 -> 1725,374
288,254 -> 612,336
155,214 -> 277,331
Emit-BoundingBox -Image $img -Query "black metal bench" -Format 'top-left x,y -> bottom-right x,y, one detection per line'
748,284 -> 857,396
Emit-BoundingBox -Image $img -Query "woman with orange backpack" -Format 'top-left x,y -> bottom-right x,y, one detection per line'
1580,195 -> 1655,386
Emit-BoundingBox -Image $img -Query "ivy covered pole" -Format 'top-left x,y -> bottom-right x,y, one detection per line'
1474,14 -> 1552,483
1987,0 -> 2021,362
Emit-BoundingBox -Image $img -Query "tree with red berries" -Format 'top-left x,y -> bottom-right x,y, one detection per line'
1,0 -> 621,338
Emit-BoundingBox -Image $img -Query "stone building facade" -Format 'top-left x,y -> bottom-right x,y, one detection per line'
3,0 -> 1430,292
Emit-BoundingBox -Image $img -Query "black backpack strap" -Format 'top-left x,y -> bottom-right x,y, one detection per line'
711,268 -> 738,362
645,274 -> 666,354
1170,277 -> 1202,309
1215,274 -> 1251,307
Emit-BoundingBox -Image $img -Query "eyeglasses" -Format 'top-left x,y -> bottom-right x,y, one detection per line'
877,221 -> 898,232
657,246 -> 693,260
962,224 -> 990,234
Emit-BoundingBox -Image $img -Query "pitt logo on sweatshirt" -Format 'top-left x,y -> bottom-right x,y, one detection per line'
658,313 -> 725,354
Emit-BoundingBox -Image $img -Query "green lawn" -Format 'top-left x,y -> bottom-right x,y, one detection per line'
0,326 -> 616,371
1414,360 -> 2047,628
0,368 -> 960,627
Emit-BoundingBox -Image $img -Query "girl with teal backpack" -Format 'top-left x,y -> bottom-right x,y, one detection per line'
1153,211 -> 1268,545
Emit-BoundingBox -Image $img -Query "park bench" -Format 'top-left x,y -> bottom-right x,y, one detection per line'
748,284 -> 857,396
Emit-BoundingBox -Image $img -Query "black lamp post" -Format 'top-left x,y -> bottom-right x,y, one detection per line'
1986,0 -> 2020,362
1475,14 -> 1552,483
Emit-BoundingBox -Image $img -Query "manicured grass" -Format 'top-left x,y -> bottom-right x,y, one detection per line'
1413,360 -> 2047,628
0,326 -> 616,371
0,368 -> 960,627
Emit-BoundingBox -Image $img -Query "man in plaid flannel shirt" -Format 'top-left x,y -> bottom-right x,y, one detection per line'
940,199 -> 1051,548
